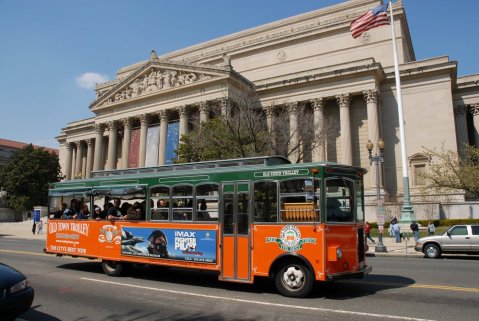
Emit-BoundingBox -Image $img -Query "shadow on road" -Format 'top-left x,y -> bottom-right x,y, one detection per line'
56,261 -> 416,300
0,233 -> 14,237
20,305 -> 62,321
310,274 -> 416,299
438,254 -> 479,260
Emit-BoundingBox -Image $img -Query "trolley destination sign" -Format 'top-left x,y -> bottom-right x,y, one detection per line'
254,169 -> 309,178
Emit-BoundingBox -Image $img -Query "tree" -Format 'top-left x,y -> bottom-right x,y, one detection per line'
0,144 -> 60,211
176,85 -> 338,163
177,85 -> 270,162
421,144 -> 479,197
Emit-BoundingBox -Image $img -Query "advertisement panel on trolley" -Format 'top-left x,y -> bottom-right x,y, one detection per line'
121,227 -> 217,263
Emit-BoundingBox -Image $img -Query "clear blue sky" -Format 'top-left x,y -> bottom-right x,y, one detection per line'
0,0 -> 477,148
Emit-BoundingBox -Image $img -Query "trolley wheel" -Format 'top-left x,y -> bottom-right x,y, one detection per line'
424,244 -> 441,259
275,261 -> 313,298
101,260 -> 127,276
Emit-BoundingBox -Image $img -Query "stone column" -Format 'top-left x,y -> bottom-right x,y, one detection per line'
74,141 -> 83,179
220,97 -> 230,118
336,94 -> 352,165
263,104 -> 275,154
470,104 -> 479,148
311,98 -> 326,162
106,121 -> 118,170
71,146 -> 77,179
264,104 -> 274,132
287,102 -> 299,163
199,101 -> 209,123
138,114 -> 149,167
85,138 -> 94,178
158,110 -> 169,165
121,118 -> 132,169
64,143 -> 73,180
93,124 -> 105,171
179,106 -> 188,138
364,90 -> 380,187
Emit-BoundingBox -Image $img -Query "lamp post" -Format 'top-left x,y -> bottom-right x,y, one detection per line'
366,138 -> 387,253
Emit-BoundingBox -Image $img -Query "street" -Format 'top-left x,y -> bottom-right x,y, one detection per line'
1,237 -> 479,321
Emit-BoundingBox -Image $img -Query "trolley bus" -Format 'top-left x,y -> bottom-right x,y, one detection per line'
45,156 -> 371,297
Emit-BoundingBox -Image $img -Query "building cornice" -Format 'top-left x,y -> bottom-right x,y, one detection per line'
255,58 -> 384,94
383,56 -> 457,83
160,0 -> 381,63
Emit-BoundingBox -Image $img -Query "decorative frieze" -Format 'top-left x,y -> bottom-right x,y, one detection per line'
102,68 -> 213,107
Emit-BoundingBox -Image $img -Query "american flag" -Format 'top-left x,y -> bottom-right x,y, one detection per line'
350,3 -> 390,39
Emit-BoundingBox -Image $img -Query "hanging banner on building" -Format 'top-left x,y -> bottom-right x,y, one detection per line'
165,121 -> 179,165
121,227 -> 217,263
128,128 -> 141,168
145,125 -> 160,167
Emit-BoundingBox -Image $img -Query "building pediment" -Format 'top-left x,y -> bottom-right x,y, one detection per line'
90,52 -> 233,111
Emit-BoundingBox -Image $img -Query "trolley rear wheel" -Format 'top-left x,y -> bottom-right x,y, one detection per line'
101,260 -> 127,276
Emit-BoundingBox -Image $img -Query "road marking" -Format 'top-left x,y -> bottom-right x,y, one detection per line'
0,249 -> 47,257
0,248 -> 97,261
81,277 -> 435,321
411,283 -> 479,293
349,280 -> 479,293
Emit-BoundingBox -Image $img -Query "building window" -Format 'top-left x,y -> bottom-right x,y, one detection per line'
414,164 -> 426,186
409,153 -> 429,187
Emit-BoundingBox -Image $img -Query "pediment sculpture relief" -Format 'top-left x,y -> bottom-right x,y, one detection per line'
102,69 -> 213,106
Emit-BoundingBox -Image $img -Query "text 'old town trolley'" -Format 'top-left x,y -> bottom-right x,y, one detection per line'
45,156 -> 371,297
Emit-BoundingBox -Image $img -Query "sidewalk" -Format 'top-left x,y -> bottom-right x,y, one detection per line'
0,220 -> 47,240
366,234 -> 423,258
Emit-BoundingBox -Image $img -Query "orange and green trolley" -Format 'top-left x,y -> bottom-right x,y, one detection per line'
45,156 -> 371,297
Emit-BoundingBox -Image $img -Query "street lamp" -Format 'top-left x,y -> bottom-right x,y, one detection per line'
366,138 -> 387,253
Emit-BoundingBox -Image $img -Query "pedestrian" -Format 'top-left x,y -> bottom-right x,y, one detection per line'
427,221 -> 435,236
410,221 -> 420,243
391,221 -> 401,243
364,222 -> 375,243
32,221 -> 37,235
37,220 -> 43,234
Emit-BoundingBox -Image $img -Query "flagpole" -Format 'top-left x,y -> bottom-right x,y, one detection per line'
388,0 -> 415,224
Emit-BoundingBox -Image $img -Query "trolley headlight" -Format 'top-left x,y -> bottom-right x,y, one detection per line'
336,247 -> 343,260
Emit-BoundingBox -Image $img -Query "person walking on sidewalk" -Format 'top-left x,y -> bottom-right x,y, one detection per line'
410,221 -> 420,243
391,221 -> 401,243
37,220 -> 43,234
427,221 -> 436,236
364,222 -> 375,243
32,221 -> 36,235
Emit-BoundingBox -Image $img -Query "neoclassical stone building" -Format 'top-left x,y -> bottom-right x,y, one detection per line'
57,0 -> 479,220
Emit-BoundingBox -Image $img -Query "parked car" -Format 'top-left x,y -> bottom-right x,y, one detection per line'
0,263 -> 34,321
415,225 -> 479,258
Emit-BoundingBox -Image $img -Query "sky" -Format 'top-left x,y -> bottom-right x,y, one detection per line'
0,0 -> 477,149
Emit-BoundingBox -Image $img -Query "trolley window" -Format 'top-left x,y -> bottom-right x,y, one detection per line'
279,178 -> 320,222
326,178 -> 354,222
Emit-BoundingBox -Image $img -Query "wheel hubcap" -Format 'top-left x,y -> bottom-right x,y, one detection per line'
426,247 -> 437,256
282,266 -> 304,289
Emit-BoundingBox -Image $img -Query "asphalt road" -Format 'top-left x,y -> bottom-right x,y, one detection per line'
1,238 -> 478,321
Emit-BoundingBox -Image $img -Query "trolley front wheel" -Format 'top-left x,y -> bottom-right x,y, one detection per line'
274,261 -> 314,298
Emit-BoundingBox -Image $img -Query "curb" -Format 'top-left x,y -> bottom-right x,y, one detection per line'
366,252 -> 424,258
